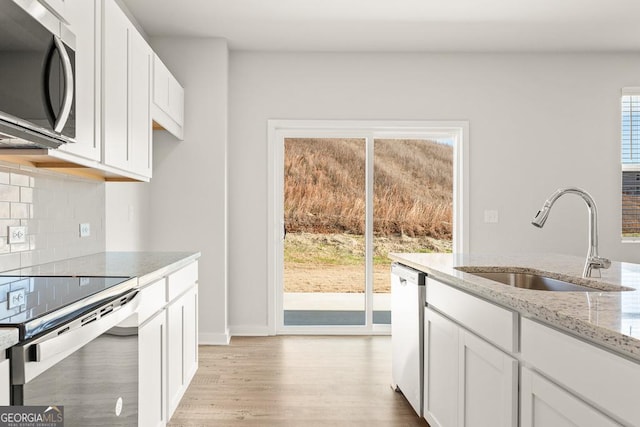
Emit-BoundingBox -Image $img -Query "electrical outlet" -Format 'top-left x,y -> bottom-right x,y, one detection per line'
8,226 -> 26,244
484,210 -> 499,224
80,223 -> 90,237
7,289 -> 25,309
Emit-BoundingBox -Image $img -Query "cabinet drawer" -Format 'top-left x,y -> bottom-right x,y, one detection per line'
138,278 -> 166,324
426,278 -> 518,353
521,318 -> 640,427
167,261 -> 198,301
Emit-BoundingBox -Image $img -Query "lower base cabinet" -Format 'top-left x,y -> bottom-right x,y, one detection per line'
167,285 -> 199,418
139,310 -> 167,427
424,307 -> 517,427
138,261 -> 199,427
520,367 -> 621,427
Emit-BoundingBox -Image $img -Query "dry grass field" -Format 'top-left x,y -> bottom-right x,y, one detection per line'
284,138 -> 453,293
284,138 -> 453,239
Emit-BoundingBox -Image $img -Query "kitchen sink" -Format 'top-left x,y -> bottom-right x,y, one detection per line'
457,269 -> 625,292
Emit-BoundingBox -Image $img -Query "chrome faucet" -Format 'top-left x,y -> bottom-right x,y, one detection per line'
532,187 -> 610,278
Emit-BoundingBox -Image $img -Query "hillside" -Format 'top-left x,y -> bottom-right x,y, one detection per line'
284,138 -> 453,240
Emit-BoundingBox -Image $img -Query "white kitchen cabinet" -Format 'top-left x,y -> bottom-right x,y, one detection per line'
521,318 -> 639,426
0,358 -> 9,406
63,0 -> 101,161
152,55 -> 184,140
38,0 -> 67,23
458,329 -> 517,427
102,0 -> 152,179
167,284 -> 198,418
521,367 -> 621,427
424,307 -> 459,427
424,306 -> 517,427
137,261 -> 198,425
127,29 -> 152,177
139,309 -> 167,427
102,0 -> 128,169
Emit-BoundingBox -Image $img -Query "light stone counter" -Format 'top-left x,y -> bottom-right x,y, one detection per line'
2,252 -> 201,287
389,252 -> 640,362
0,328 -> 18,352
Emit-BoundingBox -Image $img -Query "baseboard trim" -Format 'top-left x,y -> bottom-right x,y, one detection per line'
229,325 -> 273,337
199,330 -> 231,345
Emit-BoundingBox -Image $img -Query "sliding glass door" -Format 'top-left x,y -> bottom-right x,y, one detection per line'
270,121 -> 466,334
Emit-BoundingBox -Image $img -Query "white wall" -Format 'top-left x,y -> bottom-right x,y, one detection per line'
147,37 -> 229,344
105,182 -> 149,251
228,52 -> 640,332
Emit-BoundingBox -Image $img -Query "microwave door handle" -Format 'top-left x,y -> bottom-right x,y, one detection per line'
53,36 -> 73,133
41,37 -> 57,130
41,36 -> 73,134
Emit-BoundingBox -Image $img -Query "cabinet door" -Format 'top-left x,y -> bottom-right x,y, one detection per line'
102,0 -> 129,170
166,295 -> 184,418
166,286 -> 199,420
168,74 -> 184,125
424,308 -> 459,427
182,286 -> 198,386
0,358 -> 9,406
139,310 -> 166,427
459,330 -> 517,427
153,56 -> 170,114
128,29 -> 152,177
63,0 -> 101,161
521,367 -> 622,427
38,0 -> 67,22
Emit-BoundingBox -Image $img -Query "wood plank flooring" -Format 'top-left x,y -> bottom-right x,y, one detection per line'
168,336 -> 429,426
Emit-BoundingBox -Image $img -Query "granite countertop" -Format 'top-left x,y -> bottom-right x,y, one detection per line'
389,252 -> 640,362
2,251 -> 201,287
0,328 -> 19,353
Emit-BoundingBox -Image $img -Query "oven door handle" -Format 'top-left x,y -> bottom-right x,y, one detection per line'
11,291 -> 140,386
34,295 -> 139,363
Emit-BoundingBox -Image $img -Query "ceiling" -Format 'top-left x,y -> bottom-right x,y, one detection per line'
121,0 -> 640,52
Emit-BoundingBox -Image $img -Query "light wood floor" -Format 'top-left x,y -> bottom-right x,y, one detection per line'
168,336 -> 429,426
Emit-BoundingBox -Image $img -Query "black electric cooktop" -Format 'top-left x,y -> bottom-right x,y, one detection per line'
0,276 -> 135,340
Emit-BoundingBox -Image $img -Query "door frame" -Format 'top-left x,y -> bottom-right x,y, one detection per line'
267,120 -> 469,335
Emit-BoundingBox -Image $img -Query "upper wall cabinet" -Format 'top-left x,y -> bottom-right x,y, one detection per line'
152,55 -> 184,140
37,0 -> 68,23
62,0 -> 101,162
102,0 -> 152,180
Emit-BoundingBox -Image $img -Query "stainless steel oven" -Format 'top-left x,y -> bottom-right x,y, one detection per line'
4,276 -> 139,426
0,0 -> 76,148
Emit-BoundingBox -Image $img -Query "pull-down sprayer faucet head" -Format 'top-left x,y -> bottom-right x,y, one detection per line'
531,204 -> 551,228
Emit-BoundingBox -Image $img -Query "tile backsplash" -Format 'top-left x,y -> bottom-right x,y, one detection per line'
0,162 -> 105,272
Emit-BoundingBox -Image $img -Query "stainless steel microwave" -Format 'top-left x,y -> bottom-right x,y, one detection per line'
0,0 -> 76,149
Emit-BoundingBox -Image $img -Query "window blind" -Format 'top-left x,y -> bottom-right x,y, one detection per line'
622,94 -> 640,236
622,95 -> 640,164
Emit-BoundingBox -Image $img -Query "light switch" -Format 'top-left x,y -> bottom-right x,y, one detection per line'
484,210 -> 499,223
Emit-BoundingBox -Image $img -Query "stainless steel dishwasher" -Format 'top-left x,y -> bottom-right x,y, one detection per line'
391,263 -> 426,417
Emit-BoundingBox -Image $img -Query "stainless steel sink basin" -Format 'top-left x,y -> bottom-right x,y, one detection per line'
461,270 -> 607,292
